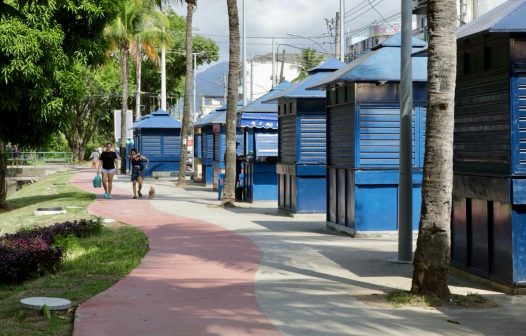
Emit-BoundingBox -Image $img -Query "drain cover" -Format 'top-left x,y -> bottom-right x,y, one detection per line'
21,297 -> 72,311
33,207 -> 67,216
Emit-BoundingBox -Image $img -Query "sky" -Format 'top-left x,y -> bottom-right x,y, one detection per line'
171,0 -> 400,70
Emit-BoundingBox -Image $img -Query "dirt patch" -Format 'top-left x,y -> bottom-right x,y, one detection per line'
356,291 -> 498,309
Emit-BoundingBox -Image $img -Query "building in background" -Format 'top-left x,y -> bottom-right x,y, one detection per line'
413,0 -> 509,37
345,22 -> 401,61
192,55 -> 301,120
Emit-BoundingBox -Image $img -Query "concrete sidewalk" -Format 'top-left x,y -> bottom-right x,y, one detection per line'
145,177 -> 526,336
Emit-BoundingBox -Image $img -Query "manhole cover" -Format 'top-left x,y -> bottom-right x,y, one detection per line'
33,207 -> 67,216
21,297 -> 72,311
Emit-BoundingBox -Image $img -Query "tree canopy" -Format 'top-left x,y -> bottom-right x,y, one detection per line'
0,0 -> 118,146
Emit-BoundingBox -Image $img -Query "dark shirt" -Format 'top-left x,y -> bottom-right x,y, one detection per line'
131,156 -> 144,172
100,151 -> 118,170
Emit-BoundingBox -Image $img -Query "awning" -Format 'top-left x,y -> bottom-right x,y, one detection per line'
239,112 -> 278,129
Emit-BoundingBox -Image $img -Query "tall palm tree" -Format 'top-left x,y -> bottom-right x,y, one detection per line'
411,0 -> 457,299
176,0 -> 196,187
132,7 -> 171,120
105,0 -> 143,174
222,0 -> 240,206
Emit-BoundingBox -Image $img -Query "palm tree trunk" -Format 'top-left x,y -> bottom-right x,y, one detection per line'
120,43 -> 130,174
177,0 -> 195,187
411,0 -> 457,299
222,0 -> 240,206
135,43 -> 142,121
0,139 -> 7,209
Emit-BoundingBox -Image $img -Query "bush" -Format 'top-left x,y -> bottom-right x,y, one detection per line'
0,236 -> 64,283
0,219 -> 103,284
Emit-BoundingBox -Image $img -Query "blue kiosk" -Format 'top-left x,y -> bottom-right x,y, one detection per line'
266,58 -> 345,213
194,109 -> 221,186
452,1 -> 526,288
132,109 -> 182,176
309,33 -> 428,235
238,81 -> 292,202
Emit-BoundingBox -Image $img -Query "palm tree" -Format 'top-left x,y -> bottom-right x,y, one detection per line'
132,7 -> 171,120
222,0 -> 240,206
105,0 -> 143,174
176,0 -> 196,187
411,0 -> 457,299
292,47 -> 324,82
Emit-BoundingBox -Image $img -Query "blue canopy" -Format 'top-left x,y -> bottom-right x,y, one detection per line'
307,33 -> 428,89
239,112 -> 278,129
263,58 -> 345,103
457,0 -> 526,38
132,109 -> 181,129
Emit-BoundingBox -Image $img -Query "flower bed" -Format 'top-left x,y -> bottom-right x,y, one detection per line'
0,219 -> 103,284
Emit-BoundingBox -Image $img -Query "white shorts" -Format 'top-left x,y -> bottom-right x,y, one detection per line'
101,168 -> 116,174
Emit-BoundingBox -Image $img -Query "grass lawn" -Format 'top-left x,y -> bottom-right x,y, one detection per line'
0,171 -> 95,235
0,170 -> 149,336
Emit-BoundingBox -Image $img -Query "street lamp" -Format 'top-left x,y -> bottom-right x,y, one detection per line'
286,32 -> 329,53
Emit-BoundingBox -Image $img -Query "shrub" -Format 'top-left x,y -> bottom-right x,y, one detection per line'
0,218 -> 103,284
0,236 -> 64,283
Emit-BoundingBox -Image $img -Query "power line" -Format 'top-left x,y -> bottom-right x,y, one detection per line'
366,0 -> 394,28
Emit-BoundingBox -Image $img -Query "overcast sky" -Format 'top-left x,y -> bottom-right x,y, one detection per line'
171,0 -> 400,69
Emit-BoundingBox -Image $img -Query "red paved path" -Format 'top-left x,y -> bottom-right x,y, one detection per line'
70,170 -> 280,336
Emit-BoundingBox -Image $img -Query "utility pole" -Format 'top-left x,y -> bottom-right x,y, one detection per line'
279,49 -> 285,83
398,0 -> 413,262
223,74 -> 227,104
193,53 -> 197,121
161,42 -> 167,111
339,0 -> 345,62
250,54 -> 254,102
272,38 -> 276,87
242,0 -> 248,105
335,12 -> 341,60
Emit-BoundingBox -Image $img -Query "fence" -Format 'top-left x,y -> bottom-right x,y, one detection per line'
7,152 -> 73,166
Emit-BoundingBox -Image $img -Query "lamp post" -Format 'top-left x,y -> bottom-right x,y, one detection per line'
398,0 -> 413,263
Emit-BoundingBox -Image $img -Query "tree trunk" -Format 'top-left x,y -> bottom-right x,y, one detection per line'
120,42 -> 130,174
411,0 -> 457,299
0,139 -> 7,209
177,0 -> 196,187
222,0 -> 240,206
135,43 -> 142,121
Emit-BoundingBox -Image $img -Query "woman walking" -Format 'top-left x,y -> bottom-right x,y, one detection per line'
97,142 -> 119,199
129,149 -> 149,199
89,148 -> 100,168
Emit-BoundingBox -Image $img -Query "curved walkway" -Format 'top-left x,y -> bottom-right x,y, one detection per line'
70,169 -> 280,336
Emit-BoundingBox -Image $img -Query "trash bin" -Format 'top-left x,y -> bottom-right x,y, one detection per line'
217,173 -> 225,200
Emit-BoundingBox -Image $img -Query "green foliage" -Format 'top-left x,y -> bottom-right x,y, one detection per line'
0,0 -> 118,147
292,47 -> 325,83
140,9 -> 219,112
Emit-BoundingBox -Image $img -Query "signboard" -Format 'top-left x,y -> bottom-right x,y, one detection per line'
114,110 -> 133,141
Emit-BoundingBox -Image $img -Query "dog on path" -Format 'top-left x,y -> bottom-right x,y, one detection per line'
148,186 -> 155,199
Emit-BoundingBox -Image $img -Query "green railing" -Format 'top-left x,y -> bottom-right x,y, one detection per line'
7,152 -> 73,166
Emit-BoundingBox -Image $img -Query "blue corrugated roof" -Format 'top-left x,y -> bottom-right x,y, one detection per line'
263,59 -> 345,102
238,81 -> 292,113
132,109 -> 181,129
457,0 -> 526,38
195,100 -> 243,126
308,58 -> 346,73
307,33 -> 428,89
